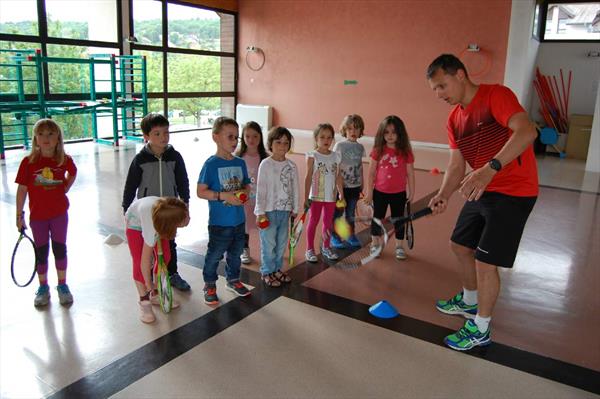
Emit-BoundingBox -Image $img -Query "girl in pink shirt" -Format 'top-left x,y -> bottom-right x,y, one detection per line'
364,115 -> 415,260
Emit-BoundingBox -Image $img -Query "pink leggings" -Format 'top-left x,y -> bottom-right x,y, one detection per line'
306,201 -> 336,251
126,229 -> 171,285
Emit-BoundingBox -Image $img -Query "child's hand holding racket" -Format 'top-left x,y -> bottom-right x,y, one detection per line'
16,211 -> 26,231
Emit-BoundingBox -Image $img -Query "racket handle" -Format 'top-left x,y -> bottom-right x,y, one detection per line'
409,207 -> 433,221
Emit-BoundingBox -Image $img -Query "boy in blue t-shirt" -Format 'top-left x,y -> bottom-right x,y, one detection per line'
197,117 -> 252,305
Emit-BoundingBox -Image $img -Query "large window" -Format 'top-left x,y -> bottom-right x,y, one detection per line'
131,0 -> 236,132
0,0 -> 121,142
538,1 -> 600,41
0,0 -> 237,143
0,0 -> 39,36
45,0 -> 118,42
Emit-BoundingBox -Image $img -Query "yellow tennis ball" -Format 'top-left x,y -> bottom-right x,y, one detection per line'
334,217 -> 351,240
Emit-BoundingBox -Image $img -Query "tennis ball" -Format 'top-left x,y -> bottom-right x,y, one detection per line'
257,216 -> 270,229
334,217 -> 351,240
336,199 -> 346,209
235,191 -> 248,203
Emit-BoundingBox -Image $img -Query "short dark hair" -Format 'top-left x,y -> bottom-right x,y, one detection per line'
426,54 -> 468,79
267,126 -> 293,152
141,113 -> 169,135
212,116 -> 238,134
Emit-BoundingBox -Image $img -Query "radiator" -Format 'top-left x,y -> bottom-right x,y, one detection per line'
236,104 -> 272,132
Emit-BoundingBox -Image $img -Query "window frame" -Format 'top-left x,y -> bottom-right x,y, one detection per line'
0,0 -> 123,101
129,0 -> 237,131
536,0 -> 600,42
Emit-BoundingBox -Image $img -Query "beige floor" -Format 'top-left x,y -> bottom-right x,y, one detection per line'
113,296 -> 597,399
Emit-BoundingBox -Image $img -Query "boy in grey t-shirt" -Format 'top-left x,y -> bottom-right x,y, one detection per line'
331,114 -> 366,248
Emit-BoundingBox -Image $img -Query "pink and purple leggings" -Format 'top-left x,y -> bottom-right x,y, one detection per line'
29,213 -> 69,275
306,201 -> 336,251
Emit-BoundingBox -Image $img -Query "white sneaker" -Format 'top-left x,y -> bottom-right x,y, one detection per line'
321,247 -> 339,261
240,248 -> 252,264
305,249 -> 318,263
370,245 -> 382,258
139,300 -> 156,323
395,246 -> 407,260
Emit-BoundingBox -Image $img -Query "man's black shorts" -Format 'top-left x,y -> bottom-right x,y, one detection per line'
451,192 -> 537,268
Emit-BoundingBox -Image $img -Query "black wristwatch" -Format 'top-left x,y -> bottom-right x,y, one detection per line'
489,158 -> 502,172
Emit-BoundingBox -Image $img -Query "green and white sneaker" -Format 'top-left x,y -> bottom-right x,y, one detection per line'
435,291 -> 477,319
444,319 -> 491,351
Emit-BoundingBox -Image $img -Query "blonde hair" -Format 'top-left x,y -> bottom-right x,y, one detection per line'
152,197 -> 189,240
339,114 -> 365,138
312,123 -> 334,149
29,118 -> 66,165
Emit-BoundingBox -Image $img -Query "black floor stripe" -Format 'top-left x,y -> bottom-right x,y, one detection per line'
40,222 -> 600,398
47,286 -> 281,399
284,282 -> 600,395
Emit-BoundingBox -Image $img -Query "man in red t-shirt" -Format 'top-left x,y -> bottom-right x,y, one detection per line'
426,54 -> 538,351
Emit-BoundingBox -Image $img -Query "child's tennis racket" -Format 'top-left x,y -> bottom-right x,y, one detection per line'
156,240 -> 173,313
328,216 -> 388,270
11,228 -> 37,287
405,201 -> 414,250
288,202 -> 311,267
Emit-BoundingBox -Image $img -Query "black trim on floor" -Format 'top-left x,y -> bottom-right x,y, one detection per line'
47,287 -> 280,399
50,245 -> 600,398
284,279 -> 600,395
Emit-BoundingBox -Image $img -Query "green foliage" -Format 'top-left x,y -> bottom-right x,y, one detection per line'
1,16 -> 227,142
135,18 -> 220,50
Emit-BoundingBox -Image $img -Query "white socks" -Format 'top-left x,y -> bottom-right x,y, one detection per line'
475,314 -> 491,333
462,288 -> 478,306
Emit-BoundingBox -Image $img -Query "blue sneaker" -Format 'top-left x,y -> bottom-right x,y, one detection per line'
170,273 -> 191,291
347,234 -> 361,247
330,235 -> 347,249
34,285 -> 50,307
444,319 -> 491,351
435,291 -> 477,319
57,284 -> 73,305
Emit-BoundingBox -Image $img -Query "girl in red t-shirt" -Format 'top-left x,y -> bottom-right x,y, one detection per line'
15,119 -> 77,307
364,115 -> 415,260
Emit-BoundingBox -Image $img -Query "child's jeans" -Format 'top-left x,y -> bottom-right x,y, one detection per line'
203,223 -> 245,284
258,210 -> 290,276
306,201 -> 336,251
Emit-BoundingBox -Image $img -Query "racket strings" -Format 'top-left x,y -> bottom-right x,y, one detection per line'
11,233 -> 38,287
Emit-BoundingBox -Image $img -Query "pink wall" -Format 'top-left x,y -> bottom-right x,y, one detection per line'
237,0 -> 512,143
